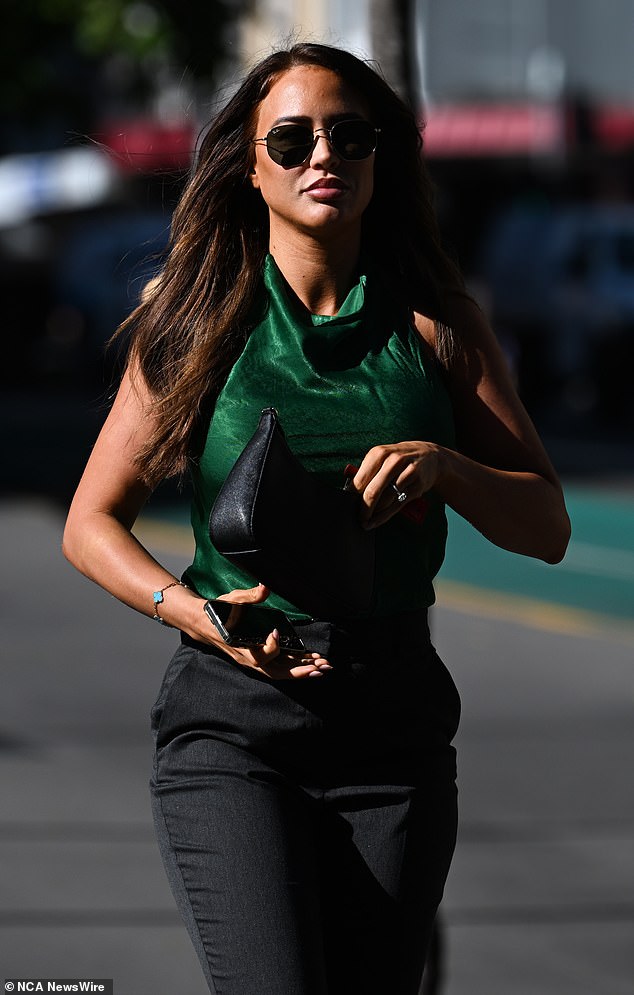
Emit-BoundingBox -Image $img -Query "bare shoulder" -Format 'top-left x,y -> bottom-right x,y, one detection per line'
416,291 -> 519,416
66,362 -> 158,519
100,362 -> 157,446
415,292 -> 559,480
411,309 -> 437,350
414,291 -> 498,369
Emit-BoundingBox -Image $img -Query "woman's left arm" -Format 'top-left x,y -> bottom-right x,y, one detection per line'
354,295 -> 571,563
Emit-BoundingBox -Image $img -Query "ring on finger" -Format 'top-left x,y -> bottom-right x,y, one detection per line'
391,482 -> 408,503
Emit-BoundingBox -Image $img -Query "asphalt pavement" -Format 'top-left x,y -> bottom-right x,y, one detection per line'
1,385 -> 633,994
1,496 -> 633,995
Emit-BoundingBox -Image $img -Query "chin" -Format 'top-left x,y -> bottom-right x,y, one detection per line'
304,203 -> 365,231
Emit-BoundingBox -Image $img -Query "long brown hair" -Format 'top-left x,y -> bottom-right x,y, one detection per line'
120,43 -> 464,485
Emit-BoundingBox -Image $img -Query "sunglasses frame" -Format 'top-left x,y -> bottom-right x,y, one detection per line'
252,119 -> 380,168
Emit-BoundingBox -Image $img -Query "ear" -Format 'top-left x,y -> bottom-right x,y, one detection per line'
249,162 -> 261,190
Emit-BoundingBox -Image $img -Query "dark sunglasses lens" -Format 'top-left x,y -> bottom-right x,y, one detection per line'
264,121 -> 377,165
266,125 -> 314,167
332,121 -> 377,159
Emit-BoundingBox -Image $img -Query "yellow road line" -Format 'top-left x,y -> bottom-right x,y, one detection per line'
435,579 -> 634,640
134,519 -> 194,557
136,516 -> 634,642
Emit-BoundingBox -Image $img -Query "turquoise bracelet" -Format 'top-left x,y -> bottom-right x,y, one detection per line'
152,580 -> 188,626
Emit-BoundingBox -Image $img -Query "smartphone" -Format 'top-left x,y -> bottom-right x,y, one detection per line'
203,599 -> 307,653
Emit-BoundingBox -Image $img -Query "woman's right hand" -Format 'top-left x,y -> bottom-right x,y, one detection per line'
62,365 -> 331,680
191,582 -> 333,680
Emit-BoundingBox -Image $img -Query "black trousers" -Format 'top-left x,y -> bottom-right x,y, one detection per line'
150,611 -> 460,995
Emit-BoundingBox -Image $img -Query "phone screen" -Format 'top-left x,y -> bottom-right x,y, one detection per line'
204,601 -> 306,653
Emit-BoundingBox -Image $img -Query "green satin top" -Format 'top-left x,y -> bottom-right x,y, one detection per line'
184,254 -> 456,620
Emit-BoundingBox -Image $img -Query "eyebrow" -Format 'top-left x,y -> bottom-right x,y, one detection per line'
268,112 -> 365,128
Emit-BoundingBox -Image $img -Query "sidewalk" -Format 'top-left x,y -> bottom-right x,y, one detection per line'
1,499 -> 633,994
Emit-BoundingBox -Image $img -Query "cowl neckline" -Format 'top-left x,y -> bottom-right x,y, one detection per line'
263,253 -> 366,331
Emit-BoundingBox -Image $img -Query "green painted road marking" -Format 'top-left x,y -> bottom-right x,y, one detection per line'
441,486 -> 634,624
557,541 -> 634,581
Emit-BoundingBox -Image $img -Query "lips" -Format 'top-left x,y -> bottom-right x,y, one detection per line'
305,176 -> 348,190
304,177 -> 349,193
303,177 -> 350,203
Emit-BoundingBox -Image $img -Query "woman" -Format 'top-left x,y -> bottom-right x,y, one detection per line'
63,43 -> 570,995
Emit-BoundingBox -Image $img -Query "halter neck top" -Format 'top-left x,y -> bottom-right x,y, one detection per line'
184,254 -> 455,619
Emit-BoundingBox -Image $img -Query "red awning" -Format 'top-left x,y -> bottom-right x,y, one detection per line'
594,106 -> 634,149
97,119 -> 196,172
421,101 -> 634,157
421,103 -> 563,157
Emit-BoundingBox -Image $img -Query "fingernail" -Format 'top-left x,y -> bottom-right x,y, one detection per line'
308,670 -> 323,678
318,664 -> 333,670
272,628 -> 279,639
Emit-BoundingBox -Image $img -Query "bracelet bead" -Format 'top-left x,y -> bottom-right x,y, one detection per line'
152,580 -> 188,626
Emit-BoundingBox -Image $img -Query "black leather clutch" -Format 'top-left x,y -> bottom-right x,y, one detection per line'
208,407 -> 375,618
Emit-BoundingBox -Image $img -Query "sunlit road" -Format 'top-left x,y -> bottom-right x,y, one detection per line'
1,493 -> 632,995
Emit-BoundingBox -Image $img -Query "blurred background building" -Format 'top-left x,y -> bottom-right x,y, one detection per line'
1,0 -> 633,439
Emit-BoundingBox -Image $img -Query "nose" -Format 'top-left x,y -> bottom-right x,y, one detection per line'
308,130 -> 340,167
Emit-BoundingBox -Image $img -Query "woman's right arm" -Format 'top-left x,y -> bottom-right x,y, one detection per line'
62,364 -> 202,630
62,366 -> 330,677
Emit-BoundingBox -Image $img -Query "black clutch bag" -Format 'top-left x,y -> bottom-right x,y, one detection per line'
208,407 -> 375,618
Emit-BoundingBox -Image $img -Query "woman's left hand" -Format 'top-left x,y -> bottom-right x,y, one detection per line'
352,441 -> 441,529
350,297 -> 570,560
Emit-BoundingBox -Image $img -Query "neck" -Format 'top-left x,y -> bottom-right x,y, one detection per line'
268,224 -> 362,316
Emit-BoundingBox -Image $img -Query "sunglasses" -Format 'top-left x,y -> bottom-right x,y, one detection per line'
253,119 -> 380,168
